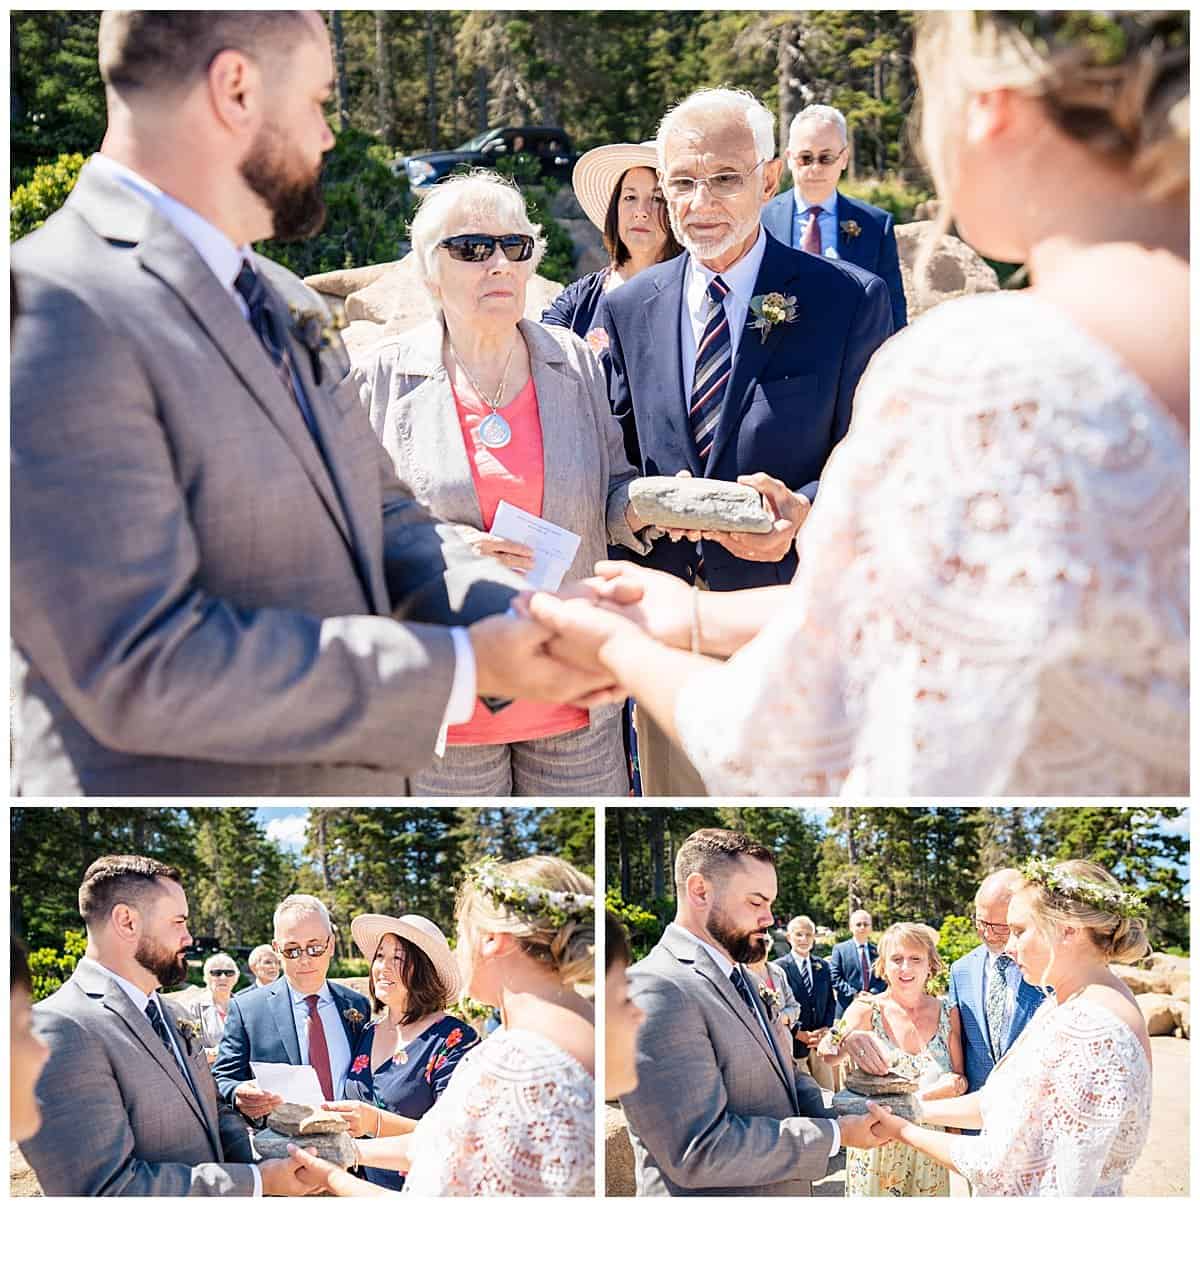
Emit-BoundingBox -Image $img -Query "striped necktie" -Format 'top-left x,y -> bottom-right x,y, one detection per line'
986,953 -> 1012,1061
689,275 -> 732,462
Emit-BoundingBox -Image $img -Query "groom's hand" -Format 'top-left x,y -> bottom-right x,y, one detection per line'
838,1111 -> 889,1150
469,611 -> 622,706
259,1156 -> 320,1196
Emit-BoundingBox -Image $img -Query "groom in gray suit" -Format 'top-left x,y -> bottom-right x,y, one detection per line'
19,855 -> 310,1196
619,830 -> 885,1195
10,11 -> 609,796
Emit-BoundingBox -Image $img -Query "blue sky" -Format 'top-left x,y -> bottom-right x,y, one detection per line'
254,806 -> 309,852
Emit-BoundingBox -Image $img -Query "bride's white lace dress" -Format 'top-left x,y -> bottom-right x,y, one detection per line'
402,1027 -> 594,1196
947,996 -> 1152,1196
676,293 -> 1188,796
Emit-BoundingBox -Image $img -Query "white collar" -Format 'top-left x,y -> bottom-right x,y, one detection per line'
686,225 -> 768,307
790,950 -> 813,964
676,924 -> 736,979
89,153 -> 251,293
792,187 -> 839,217
89,958 -> 159,1014
288,980 -> 332,1007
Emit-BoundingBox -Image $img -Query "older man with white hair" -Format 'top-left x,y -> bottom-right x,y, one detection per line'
762,104 -> 907,331
596,87 -> 892,795
212,894 -> 370,1119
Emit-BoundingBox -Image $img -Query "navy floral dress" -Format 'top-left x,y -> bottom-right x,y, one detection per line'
344,1015 -> 480,1191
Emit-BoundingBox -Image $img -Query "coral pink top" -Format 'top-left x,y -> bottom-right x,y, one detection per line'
448,379 -> 587,746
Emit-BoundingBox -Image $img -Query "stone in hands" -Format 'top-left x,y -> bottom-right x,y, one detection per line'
255,1103 -> 357,1168
627,476 -> 775,534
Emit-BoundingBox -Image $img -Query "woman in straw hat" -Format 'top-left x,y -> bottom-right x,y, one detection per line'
542,141 -> 681,345
289,856 -> 596,1196
323,913 -> 477,1192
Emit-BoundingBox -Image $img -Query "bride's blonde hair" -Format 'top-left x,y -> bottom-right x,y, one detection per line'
1018,859 -> 1150,971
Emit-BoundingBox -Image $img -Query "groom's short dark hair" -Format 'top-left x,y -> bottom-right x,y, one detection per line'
674,829 -> 775,895
79,854 -> 182,928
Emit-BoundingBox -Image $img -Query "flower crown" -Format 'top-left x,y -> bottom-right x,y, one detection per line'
467,858 -> 594,928
1020,857 -> 1144,919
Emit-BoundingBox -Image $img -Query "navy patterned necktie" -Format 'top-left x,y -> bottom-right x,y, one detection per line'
729,964 -> 758,1017
144,997 -> 176,1057
689,275 -> 732,463
799,956 -> 813,995
986,953 -> 1012,1060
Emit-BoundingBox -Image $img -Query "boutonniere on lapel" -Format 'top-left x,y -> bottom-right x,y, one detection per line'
757,982 -> 783,1022
342,1006 -> 366,1029
585,327 -> 610,356
175,1016 -> 203,1054
747,291 -> 798,343
840,219 -> 862,240
288,303 -> 350,386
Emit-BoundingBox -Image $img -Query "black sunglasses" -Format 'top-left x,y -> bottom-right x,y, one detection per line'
207,969 -> 237,977
439,233 -> 535,263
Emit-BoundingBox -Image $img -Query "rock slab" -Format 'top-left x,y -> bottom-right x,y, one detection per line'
830,1089 -> 922,1121
267,1103 -> 350,1136
255,1126 -> 358,1167
844,1066 -> 919,1096
627,476 -> 774,533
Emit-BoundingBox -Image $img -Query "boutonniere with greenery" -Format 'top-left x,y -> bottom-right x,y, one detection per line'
840,219 -> 862,240
288,303 -> 350,386
757,981 -> 783,1021
342,1006 -> 366,1027
175,1016 -> 203,1053
748,291 -> 798,343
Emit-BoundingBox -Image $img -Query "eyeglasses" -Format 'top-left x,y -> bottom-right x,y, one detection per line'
439,233 -> 534,263
277,936 -> 332,960
663,159 -> 767,201
207,969 -> 237,978
793,148 -> 847,168
974,918 -> 1011,937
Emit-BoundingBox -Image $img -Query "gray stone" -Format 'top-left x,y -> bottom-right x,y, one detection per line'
255,1127 -> 358,1168
627,476 -> 775,533
894,221 -> 1000,320
830,1089 -> 923,1121
267,1103 -> 350,1136
844,1066 -> 920,1096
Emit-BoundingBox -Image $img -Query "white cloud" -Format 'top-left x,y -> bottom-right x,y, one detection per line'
1158,810 -> 1190,839
264,815 -> 308,851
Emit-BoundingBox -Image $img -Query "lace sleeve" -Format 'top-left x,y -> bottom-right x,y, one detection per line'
675,295 -> 1188,796
947,1001 -> 1151,1196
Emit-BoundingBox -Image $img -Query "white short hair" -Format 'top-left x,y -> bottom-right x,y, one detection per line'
247,944 -> 276,968
787,915 -> 816,933
273,894 -> 332,939
656,87 -> 776,171
789,104 -> 849,149
408,170 -> 546,308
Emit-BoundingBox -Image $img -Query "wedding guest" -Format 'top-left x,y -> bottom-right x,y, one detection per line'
606,912 -> 647,1100
776,915 -> 838,1092
355,171 -> 654,797
287,856 -> 597,1196
19,856 -> 308,1195
530,10 -> 1188,797
868,861 -> 1153,1196
10,936 -> 50,1144
949,870 -> 1046,1100
326,913 -> 478,1191
542,141 -> 682,353
172,952 -> 241,1062
212,894 -> 371,1117
762,105 -> 907,331
829,910 -> 886,1018
247,944 -> 281,988
819,923 -> 965,1197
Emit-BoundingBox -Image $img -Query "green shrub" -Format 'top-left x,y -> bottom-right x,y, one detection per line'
934,914 -> 980,971
492,153 -> 575,285
327,956 -> 371,978
840,175 -> 933,225
10,152 -> 86,241
606,890 -> 670,962
27,929 -> 87,1001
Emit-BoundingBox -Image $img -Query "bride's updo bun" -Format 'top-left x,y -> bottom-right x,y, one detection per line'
456,855 -> 595,991
1020,858 -> 1151,965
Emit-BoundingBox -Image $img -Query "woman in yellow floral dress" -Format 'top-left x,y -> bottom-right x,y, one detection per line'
818,923 -> 966,1197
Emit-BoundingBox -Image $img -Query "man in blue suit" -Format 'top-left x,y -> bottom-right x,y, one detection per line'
829,909 -> 886,1019
948,870 -> 1045,1107
599,87 -> 892,793
761,105 -> 907,333
212,894 -> 370,1119
776,915 -> 838,1092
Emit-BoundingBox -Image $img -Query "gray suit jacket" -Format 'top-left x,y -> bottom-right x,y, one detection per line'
19,958 -> 258,1196
619,923 -> 837,1196
10,158 -> 521,795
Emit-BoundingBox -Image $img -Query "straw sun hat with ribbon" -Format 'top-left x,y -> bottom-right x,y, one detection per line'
571,140 -> 661,231
350,913 -> 460,997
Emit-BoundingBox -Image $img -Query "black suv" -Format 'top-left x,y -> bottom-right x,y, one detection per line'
396,126 -> 577,190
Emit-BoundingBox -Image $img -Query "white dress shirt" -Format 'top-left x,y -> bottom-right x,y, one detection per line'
789,950 -> 814,990
983,948 -> 1021,1048
85,154 -> 476,730
91,959 -> 263,1196
791,187 -> 841,259
287,981 -> 353,1099
680,226 -> 769,395
677,926 -> 840,1157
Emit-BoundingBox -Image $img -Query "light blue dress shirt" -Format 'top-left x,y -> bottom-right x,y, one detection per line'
790,188 -> 840,259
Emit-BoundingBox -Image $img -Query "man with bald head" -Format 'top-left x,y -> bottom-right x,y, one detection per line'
948,869 -> 1046,1098
11,11 -> 608,797
596,86 -> 891,793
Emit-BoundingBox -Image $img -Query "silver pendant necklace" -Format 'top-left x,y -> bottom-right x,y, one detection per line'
451,336 -> 518,449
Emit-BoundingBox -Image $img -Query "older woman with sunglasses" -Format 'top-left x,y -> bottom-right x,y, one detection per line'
171,952 -> 243,1063
355,170 -> 654,797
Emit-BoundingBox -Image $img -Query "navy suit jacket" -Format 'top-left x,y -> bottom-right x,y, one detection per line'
598,233 -> 892,590
211,976 -> 371,1106
948,944 -> 1045,1095
776,952 -> 836,1058
761,189 -> 907,332
828,938 -> 886,1018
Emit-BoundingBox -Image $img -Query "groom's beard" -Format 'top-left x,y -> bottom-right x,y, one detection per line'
708,904 -> 769,965
135,937 -> 189,989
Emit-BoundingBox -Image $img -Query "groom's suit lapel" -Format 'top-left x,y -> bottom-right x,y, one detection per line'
268,978 -> 304,1064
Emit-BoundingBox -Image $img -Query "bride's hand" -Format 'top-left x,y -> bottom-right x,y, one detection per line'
865,1102 -> 907,1143
287,1143 -> 386,1197
529,591 -> 643,675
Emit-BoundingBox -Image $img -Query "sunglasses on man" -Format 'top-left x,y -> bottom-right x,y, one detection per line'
276,936 -> 333,960
439,233 -> 535,263
793,149 -> 847,168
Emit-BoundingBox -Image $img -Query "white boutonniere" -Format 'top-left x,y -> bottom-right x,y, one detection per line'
342,1006 -> 366,1028
757,982 -> 783,1022
175,1017 -> 203,1054
840,219 -> 862,240
288,303 -> 350,386
747,291 -> 798,343
585,326 -> 610,355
